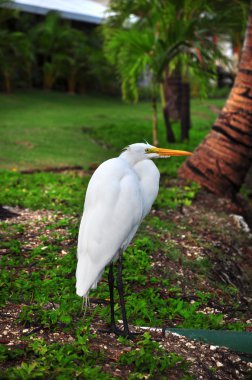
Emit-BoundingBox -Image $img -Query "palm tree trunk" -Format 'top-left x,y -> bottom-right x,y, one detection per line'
152,85 -> 158,146
43,74 -> 52,90
160,83 -> 176,142
26,64 -> 33,89
179,3 -> 252,197
180,82 -> 191,141
163,69 -> 181,121
4,71 -> 12,94
163,70 -> 191,142
68,73 -> 77,94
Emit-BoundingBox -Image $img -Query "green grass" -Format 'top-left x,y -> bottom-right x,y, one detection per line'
0,170 -> 245,331
0,90 -> 224,172
119,332 -> 191,378
0,170 -> 88,214
0,170 -> 199,215
0,333 -> 115,379
3,90 -> 247,379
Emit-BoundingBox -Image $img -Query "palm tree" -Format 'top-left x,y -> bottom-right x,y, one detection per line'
32,11 -> 94,93
0,0 -> 33,92
54,28 -> 89,94
87,29 -> 120,94
0,30 -> 16,92
0,30 -> 33,93
32,11 -> 71,90
104,25 -> 160,144
179,1 -> 252,197
103,0 -> 233,144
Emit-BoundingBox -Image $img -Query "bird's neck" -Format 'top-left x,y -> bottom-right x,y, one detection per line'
120,150 -> 142,166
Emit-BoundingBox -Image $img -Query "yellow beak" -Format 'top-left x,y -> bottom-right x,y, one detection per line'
151,147 -> 193,157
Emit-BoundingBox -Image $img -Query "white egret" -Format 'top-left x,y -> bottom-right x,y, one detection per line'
76,143 -> 192,337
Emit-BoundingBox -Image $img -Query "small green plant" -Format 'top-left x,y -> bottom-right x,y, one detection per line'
0,91 -> 249,379
155,183 -> 199,210
0,171 -> 89,215
120,332 -> 189,378
3,336 -> 115,380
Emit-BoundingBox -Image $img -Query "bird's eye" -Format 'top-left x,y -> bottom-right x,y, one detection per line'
145,148 -> 151,154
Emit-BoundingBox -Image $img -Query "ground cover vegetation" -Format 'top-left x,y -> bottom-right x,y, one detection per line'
0,91 -> 252,379
0,90 -> 224,171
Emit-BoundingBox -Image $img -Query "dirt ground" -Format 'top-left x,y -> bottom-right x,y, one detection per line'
1,187 -> 252,379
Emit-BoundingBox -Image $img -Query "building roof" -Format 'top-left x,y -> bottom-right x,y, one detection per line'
12,0 -> 108,24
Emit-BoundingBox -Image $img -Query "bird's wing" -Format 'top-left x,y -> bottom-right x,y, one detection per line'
76,158 -> 143,297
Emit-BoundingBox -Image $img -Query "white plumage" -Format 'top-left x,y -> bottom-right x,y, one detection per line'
76,142 -> 192,336
76,142 -> 192,301
76,143 -> 160,297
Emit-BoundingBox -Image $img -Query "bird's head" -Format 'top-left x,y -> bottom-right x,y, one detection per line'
122,143 -> 192,162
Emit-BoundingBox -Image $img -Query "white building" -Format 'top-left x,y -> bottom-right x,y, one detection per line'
11,0 -> 109,25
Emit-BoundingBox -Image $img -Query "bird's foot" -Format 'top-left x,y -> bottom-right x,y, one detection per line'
121,331 -> 140,340
98,324 -> 140,340
115,329 -> 138,340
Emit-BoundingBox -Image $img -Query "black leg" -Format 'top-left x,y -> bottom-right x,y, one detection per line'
99,253 -> 137,339
108,263 -> 116,329
117,251 -> 132,338
105,263 -> 121,335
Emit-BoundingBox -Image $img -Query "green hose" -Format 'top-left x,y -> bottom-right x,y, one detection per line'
165,328 -> 252,360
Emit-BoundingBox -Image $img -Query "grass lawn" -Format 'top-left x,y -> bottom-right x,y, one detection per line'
0,90 -> 224,173
2,91 -> 251,379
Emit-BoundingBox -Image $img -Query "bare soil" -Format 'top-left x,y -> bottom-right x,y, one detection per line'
1,189 -> 252,379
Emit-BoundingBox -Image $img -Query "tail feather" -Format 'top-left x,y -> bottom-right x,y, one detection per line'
76,255 -> 103,297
